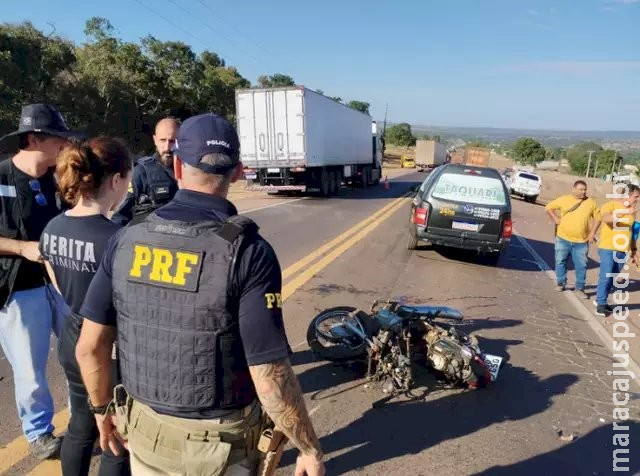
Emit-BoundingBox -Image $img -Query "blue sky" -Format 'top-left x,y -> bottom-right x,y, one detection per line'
3,0 -> 639,131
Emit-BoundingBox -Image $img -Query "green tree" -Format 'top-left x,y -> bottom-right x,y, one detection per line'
466,139 -> 491,148
330,96 -> 343,103
385,123 -> 416,147
566,142 -> 604,175
512,137 -> 546,166
257,73 -> 295,87
546,147 -> 564,160
0,21 -> 76,140
346,100 -> 370,115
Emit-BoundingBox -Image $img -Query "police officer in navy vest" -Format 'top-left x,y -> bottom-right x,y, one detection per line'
111,118 -> 179,226
75,113 -> 325,476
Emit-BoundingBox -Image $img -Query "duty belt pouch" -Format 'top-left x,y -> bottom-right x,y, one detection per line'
182,432 -> 232,476
113,385 -> 131,438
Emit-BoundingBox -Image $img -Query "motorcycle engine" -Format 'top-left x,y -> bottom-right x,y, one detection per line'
370,330 -> 412,393
425,328 -> 486,387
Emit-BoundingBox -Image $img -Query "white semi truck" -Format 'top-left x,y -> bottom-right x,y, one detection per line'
235,86 -> 383,196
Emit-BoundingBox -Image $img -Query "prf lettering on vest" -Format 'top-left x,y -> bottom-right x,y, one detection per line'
128,243 -> 204,292
265,293 -> 282,309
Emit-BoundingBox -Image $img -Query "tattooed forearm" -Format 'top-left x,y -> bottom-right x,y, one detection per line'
249,358 -> 323,458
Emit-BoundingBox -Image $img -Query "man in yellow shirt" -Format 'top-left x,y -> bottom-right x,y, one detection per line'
594,183 -> 640,316
545,180 -> 599,299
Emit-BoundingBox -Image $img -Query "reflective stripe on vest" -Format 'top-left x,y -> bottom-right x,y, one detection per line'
111,212 -> 258,416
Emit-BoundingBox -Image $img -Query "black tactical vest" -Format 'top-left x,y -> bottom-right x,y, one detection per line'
136,156 -> 177,205
111,211 -> 259,416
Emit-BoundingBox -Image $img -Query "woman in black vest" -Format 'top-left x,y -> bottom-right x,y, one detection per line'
39,137 -> 133,475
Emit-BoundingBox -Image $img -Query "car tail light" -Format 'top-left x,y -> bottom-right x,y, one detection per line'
414,207 -> 429,226
502,217 -> 512,238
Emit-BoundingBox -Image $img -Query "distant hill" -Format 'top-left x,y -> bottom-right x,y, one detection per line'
378,122 -> 640,152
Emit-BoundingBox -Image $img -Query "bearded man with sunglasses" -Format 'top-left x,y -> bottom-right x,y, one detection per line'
0,104 -> 84,459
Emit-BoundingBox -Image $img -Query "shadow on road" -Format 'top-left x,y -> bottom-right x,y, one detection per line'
272,178 -> 423,201
473,421 -> 640,475
413,236 -> 601,273
286,365 -> 579,474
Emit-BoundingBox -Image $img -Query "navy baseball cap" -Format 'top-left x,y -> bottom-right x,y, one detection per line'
174,113 -> 240,174
0,103 -> 85,143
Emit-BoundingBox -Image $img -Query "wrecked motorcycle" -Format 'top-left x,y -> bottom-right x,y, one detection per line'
306,299 -> 503,403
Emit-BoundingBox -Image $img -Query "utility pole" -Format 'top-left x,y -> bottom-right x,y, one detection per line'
586,150 -> 595,178
382,102 -> 388,137
611,149 -> 618,177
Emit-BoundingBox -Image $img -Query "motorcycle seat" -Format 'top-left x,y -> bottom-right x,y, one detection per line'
397,305 -> 464,320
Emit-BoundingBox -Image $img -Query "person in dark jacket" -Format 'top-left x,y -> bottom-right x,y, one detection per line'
40,136 -> 133,475
0,104 -> 83,459
110,118 -> 179,226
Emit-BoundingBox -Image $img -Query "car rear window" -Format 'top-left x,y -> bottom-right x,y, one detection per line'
431,172 -> 507,206
518,173 -> 539,181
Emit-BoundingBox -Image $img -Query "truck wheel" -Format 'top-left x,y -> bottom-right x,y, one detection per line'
335,171 -> 343,195
328,171 -> 337,196
362,167 -> 370,187
320,170 -> 330,197
372,169 -> 380,185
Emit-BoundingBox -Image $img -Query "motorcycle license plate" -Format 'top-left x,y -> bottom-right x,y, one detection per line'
483,354 -> 503,381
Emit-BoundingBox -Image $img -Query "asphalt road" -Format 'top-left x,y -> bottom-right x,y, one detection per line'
2,169 -> 640,475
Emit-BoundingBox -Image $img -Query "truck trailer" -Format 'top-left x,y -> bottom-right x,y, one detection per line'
235,86 -> 383,196
414,139 -> 447,169
464,147 -> 491,167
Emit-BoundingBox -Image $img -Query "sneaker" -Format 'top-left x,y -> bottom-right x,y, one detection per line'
29,433 -> 61,460
595,305 -> 611,317
555,283 -> 565,292
592,300 -> 615,312
574,289 -> 589,299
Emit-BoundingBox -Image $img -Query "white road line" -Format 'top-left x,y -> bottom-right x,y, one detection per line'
239,197 -> 308,214
514,229 -> 640,390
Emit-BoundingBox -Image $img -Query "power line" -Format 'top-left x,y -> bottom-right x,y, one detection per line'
130,0 -> 210,48
195,0 -> 275,58
166,0 -> 268,67
131,0 -> 268,69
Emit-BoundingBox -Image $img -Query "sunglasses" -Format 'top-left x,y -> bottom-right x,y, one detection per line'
28,180 -> 48,207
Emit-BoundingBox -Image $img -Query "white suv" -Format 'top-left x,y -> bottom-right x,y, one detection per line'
508,170 -> 542,203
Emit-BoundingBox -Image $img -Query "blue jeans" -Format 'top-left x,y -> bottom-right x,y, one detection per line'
0,284 -> 68,442
554,237 -> 589,290
596,249 -> 627,306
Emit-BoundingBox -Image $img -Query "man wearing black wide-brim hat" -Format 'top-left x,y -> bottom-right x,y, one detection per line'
0,103 -> 84,459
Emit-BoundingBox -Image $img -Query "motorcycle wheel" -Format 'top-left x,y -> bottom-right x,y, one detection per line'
306,306 -> 370,362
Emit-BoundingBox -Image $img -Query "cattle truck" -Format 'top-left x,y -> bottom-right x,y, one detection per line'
235,86 -> 383,196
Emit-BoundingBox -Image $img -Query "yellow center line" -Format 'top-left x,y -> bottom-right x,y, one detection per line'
0,409 -> 69,474
282,198 -> 410,301
282,196 -> 407,281
7,195 -> 410,475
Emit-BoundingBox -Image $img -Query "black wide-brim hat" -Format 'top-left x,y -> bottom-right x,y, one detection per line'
0,103 -> 85,144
